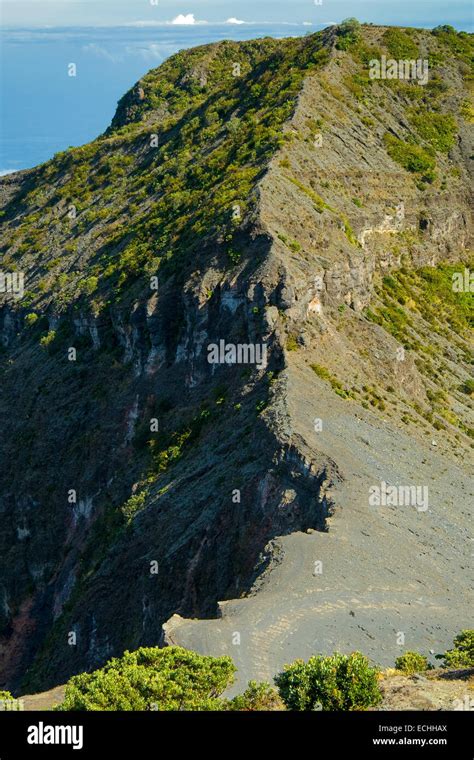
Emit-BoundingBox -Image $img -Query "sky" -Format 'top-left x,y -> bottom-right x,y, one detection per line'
1,0 -> 473,29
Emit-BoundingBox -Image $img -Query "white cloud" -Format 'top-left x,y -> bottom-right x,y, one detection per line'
171,14 -> 197,25
226,17 -> 245,25
0,169 -> 16,176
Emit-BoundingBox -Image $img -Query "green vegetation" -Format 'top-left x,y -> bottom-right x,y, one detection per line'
56,647 -> 236,711
335,19 -> 362,51
441,630 -> 474,668
121,491 -> 147,524
2,25 -> 471,315
286,177 -> 359,247
310,363 -> 350,399
431,26 -> 474,66
409,110 -> 457,154
39,330 -> 57,348
374,26 -> 464,181
365,301 -> 413,347
2,33 -> 333,310
460,378 -> 474,395
81,276 -> 99,295
383,28 -> 419,59
277,231 -> 303,253
53,631 -> 474,711
365,263 -> 473,437
275,652 -> 382,711
56,647 -> 381,712
148,408 -> 211,475
0,691 -> 14,701
395,651 -> 430,675
359,384 -> 387,412
121,407 -> 214,524
341,217 -> 359,246
288,239 -> 301,252
344,72 -> 372,101
383,134 -> 436,182
366,264 -> 473,351
286,335 -> 299,351
224,681 -> 284,711
287,176 -> 334,213
460,99 -> 474,123
432,25 -> 457,35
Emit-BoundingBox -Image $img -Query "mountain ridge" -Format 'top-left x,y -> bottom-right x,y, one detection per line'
0,22 -> 472,694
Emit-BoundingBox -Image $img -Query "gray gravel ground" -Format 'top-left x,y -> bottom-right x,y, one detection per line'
164,362 -> 474,695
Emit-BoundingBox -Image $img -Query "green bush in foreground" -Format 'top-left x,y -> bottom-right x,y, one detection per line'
395,651 -> 430,675
0,691 -> 14,702
56,647 -> 236,711
274,652 -> 382,711
442,630 -> 474,668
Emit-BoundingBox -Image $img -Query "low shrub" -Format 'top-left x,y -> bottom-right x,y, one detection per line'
286,335 -> 299,351
275,652 -> 382,711
121,490 -> 147,523
442,630 -> 474,668
39,330 -> 57,348
395,651 -> 430,675
225,681 -> 284,711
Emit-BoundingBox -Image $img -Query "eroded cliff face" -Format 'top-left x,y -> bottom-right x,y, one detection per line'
0,24 -> 472,693
0,247 -> 341,690
260,36 -> 472,316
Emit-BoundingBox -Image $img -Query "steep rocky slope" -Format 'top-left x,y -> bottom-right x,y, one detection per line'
0,24 -> 472,695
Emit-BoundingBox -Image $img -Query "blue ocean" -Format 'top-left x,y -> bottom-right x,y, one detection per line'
0,23 -> 320,173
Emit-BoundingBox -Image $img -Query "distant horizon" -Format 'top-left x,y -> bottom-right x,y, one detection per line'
1,0 -> 473,31
1,20 -> 473,32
